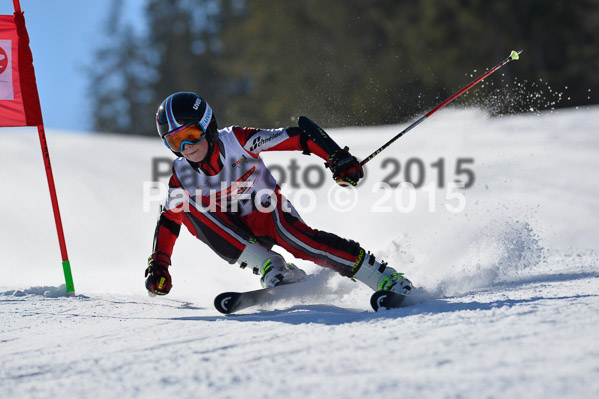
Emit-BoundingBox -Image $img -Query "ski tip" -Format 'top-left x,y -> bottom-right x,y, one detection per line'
214,292 -> 236,314
510,50 -> 522,60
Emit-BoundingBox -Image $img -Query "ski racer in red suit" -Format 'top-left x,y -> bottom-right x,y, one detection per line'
145,92 -> 413,298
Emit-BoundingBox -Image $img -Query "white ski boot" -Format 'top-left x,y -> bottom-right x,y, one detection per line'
237,241 -> 307,288
260,260 -> 307,288
353,251 -> 412,295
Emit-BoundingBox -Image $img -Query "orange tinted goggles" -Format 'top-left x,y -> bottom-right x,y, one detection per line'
162,123 -> 207,153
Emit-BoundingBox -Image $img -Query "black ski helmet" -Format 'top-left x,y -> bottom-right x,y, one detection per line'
156,92 -> 219,156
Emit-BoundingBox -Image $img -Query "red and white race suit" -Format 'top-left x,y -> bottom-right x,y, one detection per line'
153,126 -> 363,276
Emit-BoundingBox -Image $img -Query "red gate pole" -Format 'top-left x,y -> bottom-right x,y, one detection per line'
37,124 -> 75,294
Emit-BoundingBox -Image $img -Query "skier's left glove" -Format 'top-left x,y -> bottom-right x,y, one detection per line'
327,147 -> 364,186
145,252 -> 172,295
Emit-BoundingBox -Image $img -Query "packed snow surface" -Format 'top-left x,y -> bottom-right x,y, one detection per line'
1,107 -> 598,398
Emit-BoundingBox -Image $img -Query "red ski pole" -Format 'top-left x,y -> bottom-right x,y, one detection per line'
361,50 -> 523,166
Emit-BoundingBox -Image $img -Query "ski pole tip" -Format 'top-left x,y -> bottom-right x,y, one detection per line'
510,50 -> 523,60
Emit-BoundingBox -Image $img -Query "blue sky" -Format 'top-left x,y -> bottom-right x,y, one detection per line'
0,0 -> 144,132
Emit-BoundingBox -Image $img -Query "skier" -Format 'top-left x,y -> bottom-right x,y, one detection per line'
145,92 -> 412,301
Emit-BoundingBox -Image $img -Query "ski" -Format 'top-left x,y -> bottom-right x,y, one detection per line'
215,280 -> 412,314
370,290 -> 408,311
214,279 -> 313,314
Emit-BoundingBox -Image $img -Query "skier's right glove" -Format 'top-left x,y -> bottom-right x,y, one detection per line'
145,252 -> 172,295
327,146 -> 364,186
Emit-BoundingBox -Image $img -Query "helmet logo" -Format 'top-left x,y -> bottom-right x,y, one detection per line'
199,104 -> 213,132
192,98 -> 202,110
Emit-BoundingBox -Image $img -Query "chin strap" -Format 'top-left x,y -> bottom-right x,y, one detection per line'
191,139 -> 222,175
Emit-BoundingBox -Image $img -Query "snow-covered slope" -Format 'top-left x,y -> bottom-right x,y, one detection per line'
1,107 -> 598,398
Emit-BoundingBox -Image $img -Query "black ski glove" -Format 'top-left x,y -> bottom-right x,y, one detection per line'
327,147 -> 364,186
145,252 -> 172,295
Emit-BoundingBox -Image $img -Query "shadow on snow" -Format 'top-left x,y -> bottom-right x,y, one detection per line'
170,292 -> 598,326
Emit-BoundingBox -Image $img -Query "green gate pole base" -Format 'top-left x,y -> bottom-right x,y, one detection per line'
62,260 -> 76,296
